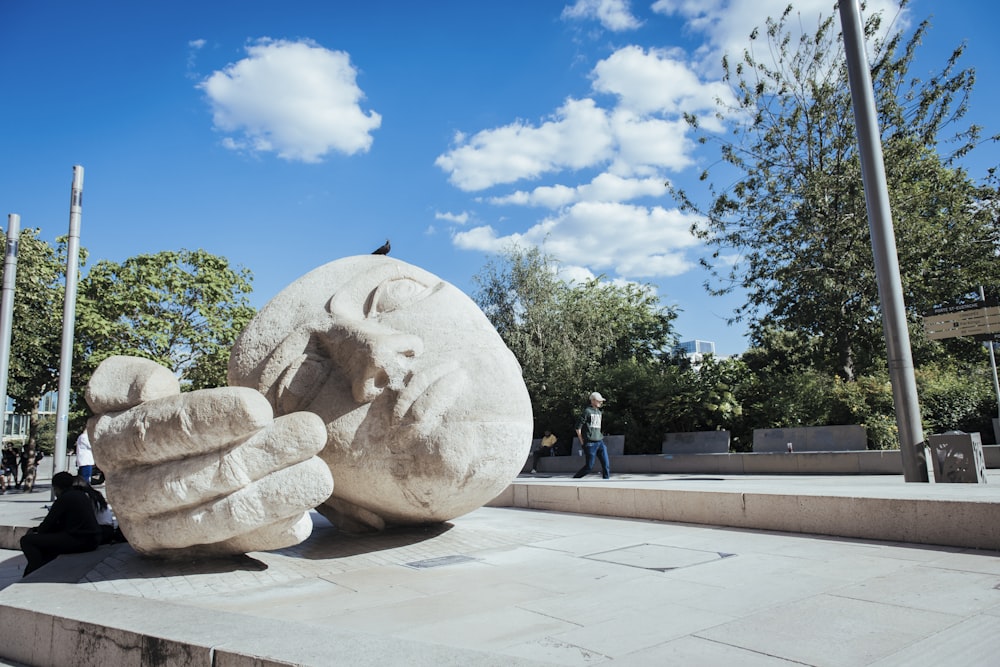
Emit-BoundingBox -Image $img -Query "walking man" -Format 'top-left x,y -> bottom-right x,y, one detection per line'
573,392 -> 611,479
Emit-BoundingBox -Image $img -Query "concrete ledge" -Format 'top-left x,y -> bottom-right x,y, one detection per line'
0,525 -> 31,552
534,451 -> 904,475
0,556 -> 529,667
491,480 -> 1000,551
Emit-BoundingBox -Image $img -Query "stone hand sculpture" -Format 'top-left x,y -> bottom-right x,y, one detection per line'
86,355 -> 334,557
87,255 -> 532,556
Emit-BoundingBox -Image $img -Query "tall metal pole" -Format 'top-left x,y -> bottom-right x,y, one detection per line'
53,166 -> 84,477
838,1 -> 926,481
0,214 -> 21,435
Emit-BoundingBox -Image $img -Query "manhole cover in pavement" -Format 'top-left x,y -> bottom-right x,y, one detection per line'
584,544 -> 736,572
403,554 -> 480,569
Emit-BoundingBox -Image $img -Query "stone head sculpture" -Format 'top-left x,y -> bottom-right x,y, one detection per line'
86,255 -> 532,556
228,255 -> 533,531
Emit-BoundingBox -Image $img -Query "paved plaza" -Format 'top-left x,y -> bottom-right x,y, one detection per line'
1,462 -> 1000,665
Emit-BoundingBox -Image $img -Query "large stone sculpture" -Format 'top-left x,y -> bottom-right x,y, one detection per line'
86,255 -> 533,557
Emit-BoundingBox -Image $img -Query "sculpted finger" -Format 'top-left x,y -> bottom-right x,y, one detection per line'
212,514 -> 316,554
85,355 -> 180,413
92,386 -> 274,471
119,457 -> 334,553
106,411 -> 328,517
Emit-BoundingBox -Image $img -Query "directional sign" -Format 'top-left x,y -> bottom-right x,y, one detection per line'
924,302 -> 1000,340
931,301 -> 986,316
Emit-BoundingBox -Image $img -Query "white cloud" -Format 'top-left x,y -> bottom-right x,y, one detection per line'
445,1 -> 908,291
557,264 -> 597,284
609,110 -> 693,175
186,39 -> 207,79
199,39 -> 381,163
435,210 -> 470,224
455,201 -> 702,279
489,184 -> 579,208
489,173 -> 666,208
651,0 -> 908,75
591,45 -> 735,114
436,98 -> 613,192
436,44 -> 728,193
452,225 -> 525,253
561,0 -> 641,32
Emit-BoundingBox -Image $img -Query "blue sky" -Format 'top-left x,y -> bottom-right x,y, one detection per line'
1,0 -> 997,357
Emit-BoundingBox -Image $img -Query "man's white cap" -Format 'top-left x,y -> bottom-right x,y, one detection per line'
590,392 -> 606,402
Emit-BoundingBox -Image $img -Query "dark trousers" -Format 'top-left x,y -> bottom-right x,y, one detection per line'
531,447 -> 554,470
20,531 -> 98,577
574,440 -> 611,478
78,464 -> 94,484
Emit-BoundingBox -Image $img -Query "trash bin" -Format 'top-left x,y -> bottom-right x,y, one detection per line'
926,432 -> 988,483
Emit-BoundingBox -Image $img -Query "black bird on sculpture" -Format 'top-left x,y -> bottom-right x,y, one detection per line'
372,239 -> 391,255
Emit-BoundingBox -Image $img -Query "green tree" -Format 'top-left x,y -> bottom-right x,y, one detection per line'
76,249 -> 256,392
473,245 -> 677,443
673,2 -> 1000,380
1,228 -> 74,485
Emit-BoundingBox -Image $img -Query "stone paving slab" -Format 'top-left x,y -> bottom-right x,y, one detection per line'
2,503 -> 1000,665
2,467 -> 1000,665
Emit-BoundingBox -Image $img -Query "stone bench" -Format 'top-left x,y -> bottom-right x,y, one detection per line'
752,425 -> 867,453
662,431 -> 731,455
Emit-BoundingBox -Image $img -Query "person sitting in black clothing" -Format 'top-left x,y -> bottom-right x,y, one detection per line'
19,471 -> 101,577
72,474 -> 119,545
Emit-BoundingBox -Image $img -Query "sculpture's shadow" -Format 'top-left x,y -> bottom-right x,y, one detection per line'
64,513 -> 457,584
275,512 -> 455,561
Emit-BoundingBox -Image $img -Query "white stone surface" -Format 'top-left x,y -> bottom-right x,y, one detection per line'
84,354 -> 179,412
229,255 -> 533,530
83,256 -> 531,555
6,479 -> 1000,666
86,357 -> 334,557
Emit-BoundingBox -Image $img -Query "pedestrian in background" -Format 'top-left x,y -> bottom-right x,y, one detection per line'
530,429 -> 558,473
573,392 -> 611,479
74,430 -> 95,484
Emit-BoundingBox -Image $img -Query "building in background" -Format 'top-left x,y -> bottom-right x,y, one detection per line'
674,339 -> 732,365
675,340 -> 716,357
2,392 -> 57,444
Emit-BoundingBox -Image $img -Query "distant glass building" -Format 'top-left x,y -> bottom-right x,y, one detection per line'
675,339 -> 716,357
3,392 -> 57,442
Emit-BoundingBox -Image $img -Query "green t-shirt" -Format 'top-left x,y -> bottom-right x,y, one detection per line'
577,406 -> 603,442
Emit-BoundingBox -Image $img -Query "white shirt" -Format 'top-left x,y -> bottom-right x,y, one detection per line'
75,431 -> 95,467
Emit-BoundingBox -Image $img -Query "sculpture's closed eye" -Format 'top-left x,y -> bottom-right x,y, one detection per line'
364,278 -> 443,317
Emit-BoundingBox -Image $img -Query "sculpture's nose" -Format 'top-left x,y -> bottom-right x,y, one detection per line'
323,320 -> 423,404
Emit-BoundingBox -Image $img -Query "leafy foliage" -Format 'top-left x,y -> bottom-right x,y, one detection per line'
672,1 -> 1000,381
473,246 -> 678,448
2,228 -> 69,414
76,249 -> 256,391
915,362 -> 997,437
0,227 -> 73,464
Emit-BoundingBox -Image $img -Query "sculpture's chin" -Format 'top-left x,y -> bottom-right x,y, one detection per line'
319,418 -> 532,529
